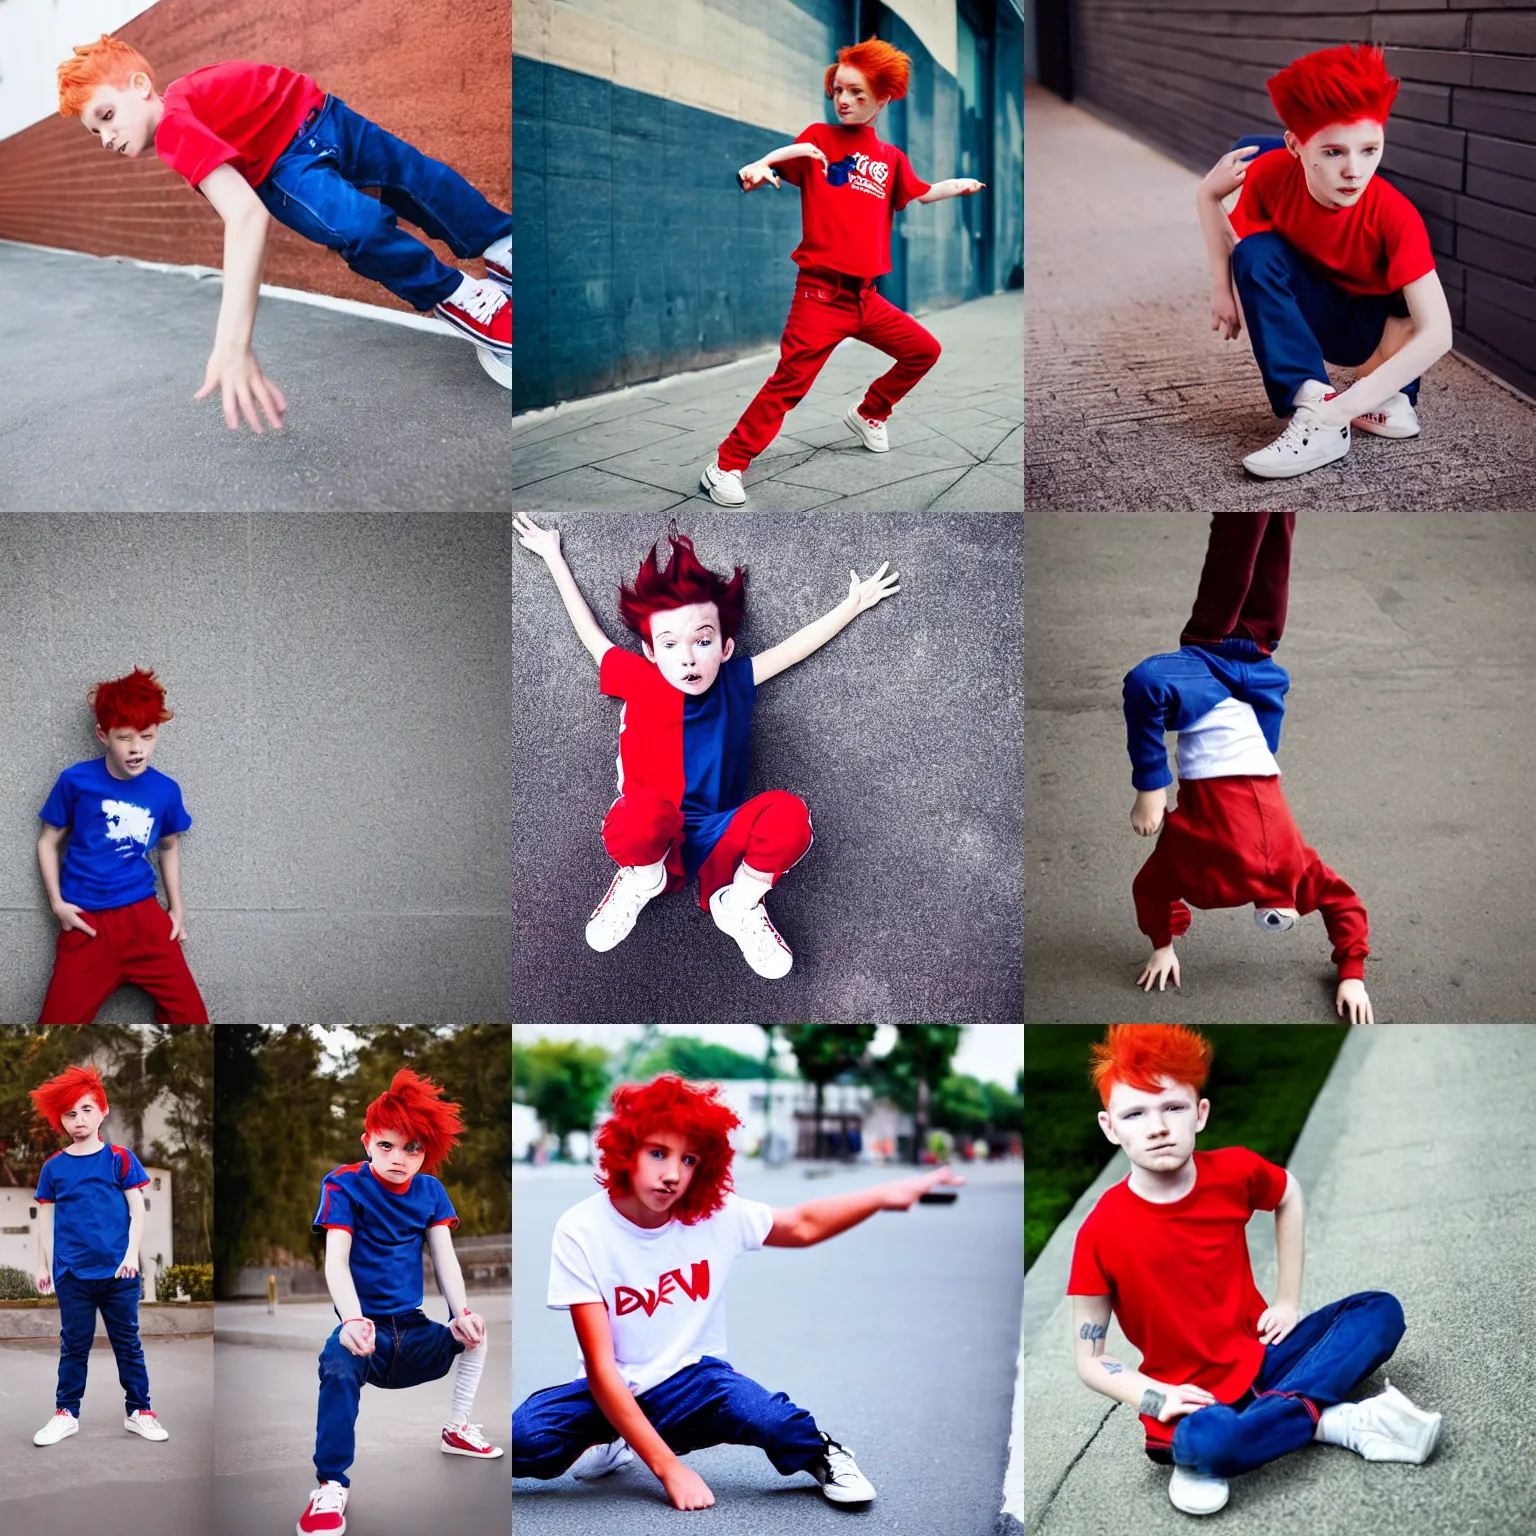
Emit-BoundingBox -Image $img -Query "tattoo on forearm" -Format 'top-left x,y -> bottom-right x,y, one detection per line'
1140,1389 -> 1166,1418
1078,1323 -> 1107,1342
1099,1359 -> 1124,1375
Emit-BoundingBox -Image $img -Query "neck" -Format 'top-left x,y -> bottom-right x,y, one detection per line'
1127,1156 -> 1196,1202
610,1189 -> 670,1230
65,1135 -> 105,1156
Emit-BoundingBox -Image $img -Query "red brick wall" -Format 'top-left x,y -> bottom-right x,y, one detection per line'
0,0 -> 510,312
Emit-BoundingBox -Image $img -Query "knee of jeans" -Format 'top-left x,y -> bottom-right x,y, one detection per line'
1362,1290 -> 1406,1343
1174,1404 -> 1237,1475
1230,231 -> 1287,279
319,1338 -> 366,1382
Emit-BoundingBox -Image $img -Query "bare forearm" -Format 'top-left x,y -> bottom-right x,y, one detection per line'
1197,191 -> 1236,288
434,1248 -> 470,1318
916,179 -> 971,203
37,836 -> 64,907
38,1210 -> 53,1271
587,1367 -> 679,1476
1274,1197 -> 1304,1307
1328,328 -> 1450,416
125,1207 -> 145,1264
798,1180 -> 889,1244
1077,1356 -> 1166,1412
214,212 -> 269,353
755,597 -> 858,683
324,1257 -> 365,1320
159,841 -> 184,912
761,142 -> 821,168
541,552 -> 612,666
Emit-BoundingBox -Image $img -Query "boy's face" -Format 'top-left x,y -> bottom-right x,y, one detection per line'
82,76 -> 158,159
1286,119 -> 1384,210
629,1130 -> 700,1216
642,601 -> 734,695
831,65 -> 883,125
363,1127 -> 426,1183
60,1092 -> 106,1143
96,722 -> 158,778
1098,1075 -> 1209,1174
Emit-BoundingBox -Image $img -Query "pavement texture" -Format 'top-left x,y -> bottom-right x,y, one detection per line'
0,1333 -> 213,1535
512,1159 -> 1024,1536
1025,512 -> 1536,1023
512,512 -> 1023,1023
1024,1023 -> 1536,1535
510,291 -> 1023,514
213,1291 -> 511,1536
0,513 -> 511,1025
0,1302 -> 211,1337
0,243 -> 510,513
1024,87 -> 1536,511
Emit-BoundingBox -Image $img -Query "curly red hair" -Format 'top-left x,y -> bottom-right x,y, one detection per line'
90,667 -> 173,732
1267,45 -> 1399,144
30,1065 -> 109,1132
1089,1024 -> 1213,1108
619,530 -> 746,645
363,1069 -> 463,1174
58,34 -> 155,120
596,1074 -> 741,1225
824,39 -> 911,103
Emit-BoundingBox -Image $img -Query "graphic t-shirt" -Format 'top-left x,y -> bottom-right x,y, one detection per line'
35,1143 -> 149,1281
600,647 -> 758,881
547,1189 -> 775,1396
1067,1146 -> 1290,1450
157,61 -> 326,191
312,1162 -> 459,1317
1230,147 -> 1435,297
778,120 -> 931,279
39,759 -> 192,912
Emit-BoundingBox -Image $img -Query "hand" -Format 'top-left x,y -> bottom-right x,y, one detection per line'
880,1166 -> 966,1211
1131,788 -> 1166,836
1257,1300 -> 1302,1347
450,1309 -> 487,1348
115,1257 -> 140,1279
660,1462 -> 716,1511
195,345 -> 286,433
846,561 -> 900,614
1137,945 -> 1181,992
52,903 -> 98,938
1210,282 -> 1242,342
737,160 -> 782,191
1141,1381 -> 1218,1423
513,513 -> 562,561
167,908 -> 186,943
953,178 -> 986,195
339,1318 -> 376,1356
36,1269 -> 52,1296
1199,144 -> 1260,201
1336,977 -> 1374,1025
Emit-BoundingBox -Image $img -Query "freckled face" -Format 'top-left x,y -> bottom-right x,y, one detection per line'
831,65 -> 881,125
1099,1076 -> 1209,1175
642,601 -> 734,695
1289,119 -> 1384,209
631,1132 -> 700,1211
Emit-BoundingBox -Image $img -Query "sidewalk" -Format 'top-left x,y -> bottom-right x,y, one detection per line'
1024,1024 -> 1536,1533
1024,87 -> 1536,510
511,291 -> 1022,512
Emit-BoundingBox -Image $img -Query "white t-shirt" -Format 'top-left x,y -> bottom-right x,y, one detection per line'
547,1189 -> 775,1397
1176,696 -> 1281,781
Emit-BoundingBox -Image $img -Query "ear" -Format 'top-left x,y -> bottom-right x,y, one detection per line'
1195,1098 -> 1211,1133
1283,130 -> 1302,157
1097,1109 -> 1117,1145
721,636 -> 735,662
94,724 -> 109,746
641,638 -> 655,663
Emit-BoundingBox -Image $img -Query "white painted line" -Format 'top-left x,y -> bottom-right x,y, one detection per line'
999,1287 -> 1024,1533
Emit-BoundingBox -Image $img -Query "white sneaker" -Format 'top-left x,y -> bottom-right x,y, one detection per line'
708,884 -> 793,979
570,1437 -> 635,1478
124,1409 -> 168,1441
1351,391 -> 1420,439
810,1431 -> 876,1503
1242,404 -> 1350,479
33,1409 -> 79,1446
297,1479 -> 348,1536
1168,1464 -> 1229,1515
585,865 -> 666,952
843,403 -> 890,452
699,461 -> 746,506
1320,1378 -> 1442,1463
441,1419 -> 504,1458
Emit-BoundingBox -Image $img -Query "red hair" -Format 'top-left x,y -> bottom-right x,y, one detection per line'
30,1065 -> 109,1132
619,530 -> 746,644
596,1074 -> 741,1225
58,34 -> 155,120
824,39 -> 911,103
363,1069 -> 463,1174
1089,1025 -> 1213,1109
1267,45 -> 1399,144
90,667 -> 173,732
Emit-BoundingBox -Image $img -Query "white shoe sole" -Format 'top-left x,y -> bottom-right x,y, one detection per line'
699,470 -> 746,506
843,405 -> 889,452
1242,436 -> 1350,479
1351,417 -> 1419,439
441,1441 -> 505,1458
124,1418 -> 168,1441
477,347 -> 511,389
708,887 -> 793,978
1169,1471 -> 1229,1515
434,306 -> 512,356
1358,1410 -> 1442,1462
33,1421 -> 79,1447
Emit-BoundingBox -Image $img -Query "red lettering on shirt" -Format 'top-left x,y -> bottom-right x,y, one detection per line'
614,1260 -> 711,1317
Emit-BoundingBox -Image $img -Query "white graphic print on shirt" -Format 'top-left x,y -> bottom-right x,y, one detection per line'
101,799 -> 155,850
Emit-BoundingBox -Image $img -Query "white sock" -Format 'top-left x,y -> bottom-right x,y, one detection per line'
1292,378 -> 1333,408
1313,1402 -> 1351,1445
721,862 -> 773,911
450,1337 -> 486,1422
630,859 -> 666,892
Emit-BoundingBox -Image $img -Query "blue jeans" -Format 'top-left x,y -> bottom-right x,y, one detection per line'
315,1310 -> 464,1486
511,1356 -> 826,1480
257,96 -> 513,313
1165,1291 -> 1406,1478
55,1270 -> 150,1415
1228,135 -> 1419,417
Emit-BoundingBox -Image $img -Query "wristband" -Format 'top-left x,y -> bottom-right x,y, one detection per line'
342,1316 -> 370,1326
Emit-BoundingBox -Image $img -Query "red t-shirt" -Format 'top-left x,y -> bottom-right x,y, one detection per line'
156,62 -> 326,191
1068,1146 -> 1290,1451
777,121 -> 930,280
1229,147 -> 1434,297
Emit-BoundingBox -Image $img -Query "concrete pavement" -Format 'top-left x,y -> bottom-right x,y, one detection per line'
1024,88 -> 1536,511
1025,512 -> 1536,1023
1024,1023 -> 1536,1534
510,291 -> 1023,513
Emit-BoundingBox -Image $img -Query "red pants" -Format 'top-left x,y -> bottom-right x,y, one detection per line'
37,896 -> 210,1025
1181,512 -> 1295,652
717,272 -> 942,471
602,787 -> 814,909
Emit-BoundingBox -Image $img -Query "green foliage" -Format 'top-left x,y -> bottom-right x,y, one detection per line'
781,1025 -> 877,1086
632,1035 -> 764,1082
511,1038 -> 610,1152
156,1263 -> 213,1302
0,1264 -> 38,1300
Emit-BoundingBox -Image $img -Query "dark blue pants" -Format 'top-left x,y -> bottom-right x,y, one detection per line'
1163,1291 -> 1406,1478
511,1356 -> 826,1480
257,95 -> 513,313
55,1270 -> 150,1415
1228,135 -> 1418,417
315,1310 -> 464,1486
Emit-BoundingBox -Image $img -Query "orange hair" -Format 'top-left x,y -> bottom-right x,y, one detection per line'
30,1065 -> 109,1132
1089,1025 -> 1213,1108
90,667 -> 173,732
824,39 -> 911,104
363,1069 -> 463,1174
1266,45 -> 1399,144
58,34 -> 154,120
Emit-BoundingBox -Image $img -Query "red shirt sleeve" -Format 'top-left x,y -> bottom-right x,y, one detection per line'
1380,184 -> 1436,291
1296,852 -> 1370,982
1227,149 -> 1279,240
1241,1148 -> 1290,1212
599,645 -> 649,701
155,109 -> 241,191
1066,1209 -> 1111,1295
777,125 -> 825,189
890,150 -> 930,211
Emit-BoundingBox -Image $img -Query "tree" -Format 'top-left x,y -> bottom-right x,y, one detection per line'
781,1026 -> 876,1159
633,1035 -> 764,1082
512,1038 -> 610,1159
876,1026 -> 965,1163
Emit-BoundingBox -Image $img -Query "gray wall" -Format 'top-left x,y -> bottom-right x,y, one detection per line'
1068,3 -> 1536,399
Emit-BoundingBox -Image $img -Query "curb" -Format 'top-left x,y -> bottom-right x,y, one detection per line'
998,1286 -> 1025,1533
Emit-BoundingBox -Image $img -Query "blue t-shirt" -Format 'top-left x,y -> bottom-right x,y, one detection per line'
39,759 -> 193,911
312,1163 -> 459,1317
35,1143 -> 149,1280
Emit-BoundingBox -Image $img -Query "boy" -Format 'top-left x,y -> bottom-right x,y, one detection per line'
30,1064 -> 169,1447
512,1072 -> 964,1509
699,39 -> 984,505
36,666 -> 209,1025
1068,1024 -> 1441,1516
299,1069 -> 501,1536
514,514 -> 899,979
1196,45 -> 1453,479
57,34 -> 512,433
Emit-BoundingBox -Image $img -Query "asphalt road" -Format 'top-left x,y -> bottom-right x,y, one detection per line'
512,1159 -> 1024,1536
1024,512 -> 1536,1023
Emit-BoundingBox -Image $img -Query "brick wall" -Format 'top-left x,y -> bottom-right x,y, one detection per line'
0,0 -> 509,313
1068,3 -> 1536,399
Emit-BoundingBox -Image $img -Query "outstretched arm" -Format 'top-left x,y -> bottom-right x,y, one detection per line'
427,1224 -> 486,1347
751,563 -> 900,685
739,141 -> 829,190
766,1166 -> 965,1247
915,178 -> 985,203
513,515 -> 614,668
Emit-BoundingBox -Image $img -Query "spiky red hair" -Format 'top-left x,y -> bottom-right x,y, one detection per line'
619,530 -> 746,644
90,667 -> 173,732
30,1065 -> 109,1131
1267,45 -> 1399,144
1089,1024 -> 1213,1108
824,38 -> 912,103
363,1069 -> 463,1174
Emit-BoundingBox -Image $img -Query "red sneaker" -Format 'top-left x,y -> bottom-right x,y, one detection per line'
296,1481 -> 348,1535
435,282 -> 510,356
441,1419 -> 505,1458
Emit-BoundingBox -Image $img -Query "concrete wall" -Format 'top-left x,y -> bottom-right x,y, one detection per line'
0,0 -> 510,315
1067,2 -> 1536,399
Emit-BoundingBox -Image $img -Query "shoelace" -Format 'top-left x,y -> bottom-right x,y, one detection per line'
821,1435 -> 857,1480
450,283 -> 507,324
451,1421 -> 491,1447
1267,408 -> 1338,456
733,901 -> 787,958
308,1484 -> 347,1515
594,868 -> 659,925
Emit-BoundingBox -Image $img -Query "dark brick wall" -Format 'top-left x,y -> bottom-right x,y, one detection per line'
1068,3 -> 1536,399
